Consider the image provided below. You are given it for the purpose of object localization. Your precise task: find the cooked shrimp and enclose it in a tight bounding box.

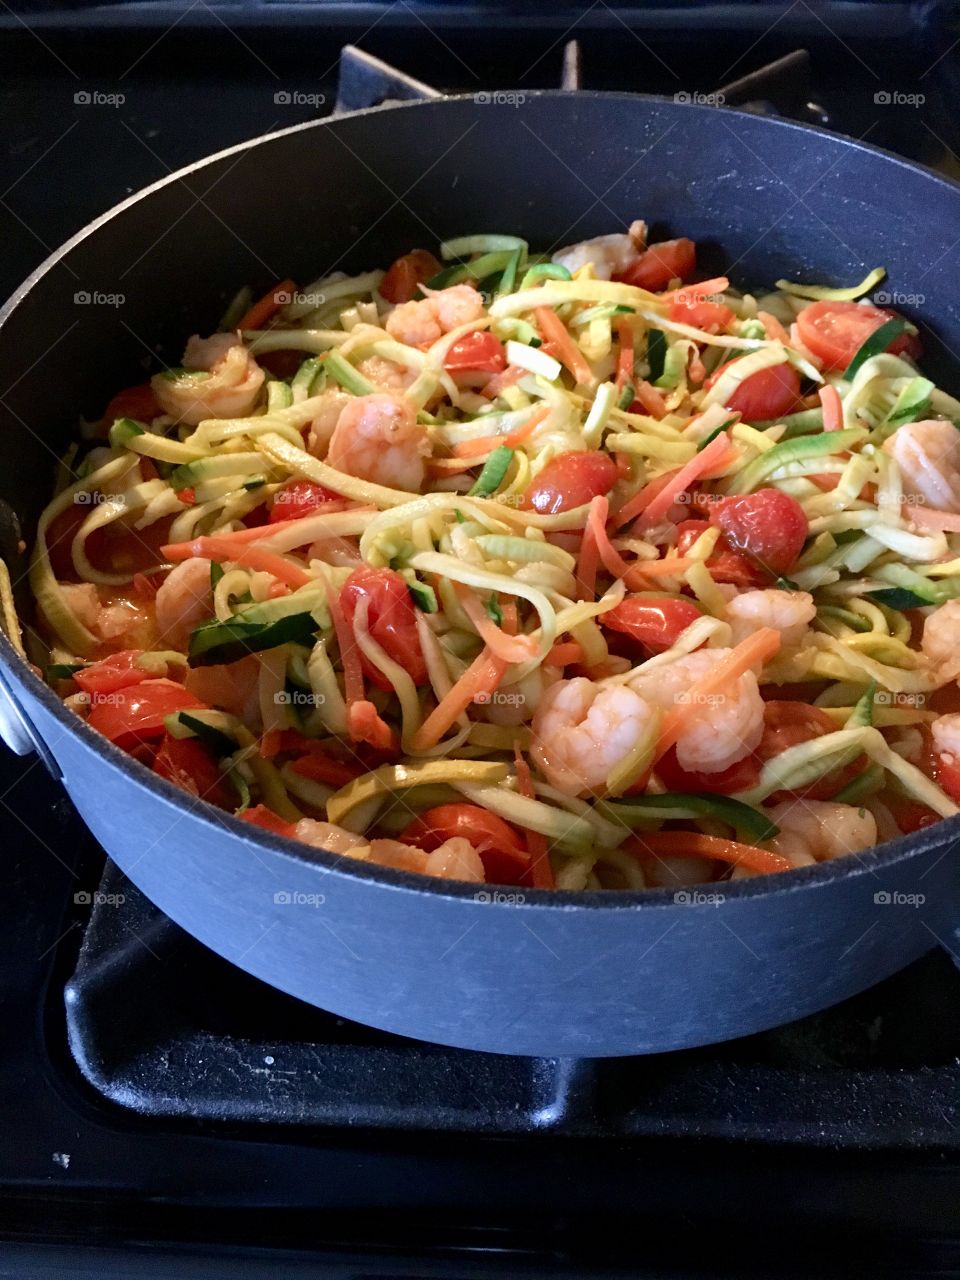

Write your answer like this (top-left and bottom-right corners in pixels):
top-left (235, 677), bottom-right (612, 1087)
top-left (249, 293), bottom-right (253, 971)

top-left (761, 799), bottom-right (877, 867)
top-left (293, 822), bottom-right (485, 882)
top-left (883, 419), bottom-right (960, 512)
top-left (155, 557), bottom-right (214, 651)
top-left (305, 388), bottom-right (350, 457)
top-left (629, 649), bottom-right (764, 774)
top-left (152, 333), bottom-right (265, 427)
top-left (531, 677), bottom-right (659, 796)
top-left (932, 712), bottom-right (960, 759)
top-left (551, 233), bottom-right (639, 281)
top-left (643, 855), bottom-right (715, 889)
top-left (355, 355), bottom-right (417, 394)
top-left (385, 284), bottom-right (484, 347)
top-left (922, 599), bottom-right (960, 677)
top-left (185, 655), bottom-right (261, 731)
top-left (326, 393), bottom-right (428, 492)
top-left (725, 589), bottom-right (815, 649)
top-left (56, 582), bottom-right (156, 651)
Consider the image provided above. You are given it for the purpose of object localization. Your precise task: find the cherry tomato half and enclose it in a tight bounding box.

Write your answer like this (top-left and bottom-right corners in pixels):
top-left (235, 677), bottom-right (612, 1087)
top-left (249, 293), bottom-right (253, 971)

top-left (87, 679), bottom-right (203, 751)
top-left (521, 450), bottom-right (618, 515)
top-left (74, 650), bottom-right (151, 697)
top-left (915, 724), bottom-right (960, 805)
top-left (667, 296), bottom-right (735, 333)
top-left (601, 595), bottom-right (703, 655)
top-left (152, 733), bottom-right (234, 809)
top-left (269, 479), bottom-right (344, 523)
top-left (340, 565), bottom-right (428, 689)
top-left (708, 488), bottom-right (808, 577)
top-left (796, 301), bottom-right (919, 371)
top-left (103, 382), bottom-right (161, 425)
top-left (400, 804), bottom-right (530, 885)
top-left (704, 359), bottom-right (801, 421)
top-left (443, 330), bottom-right (507, 374)
top-left (613, 238), bottom-right (696, 291)
top-left (675, 519), bottom-right (767, 589)
top-left (240, 804), bottom-right (297, 838)
top-left (757, 701), bottom-right (865, 801)
top-left (379, 249), bottom-right (442, 304)
top-left (655, 744), bottom-right (761, 795)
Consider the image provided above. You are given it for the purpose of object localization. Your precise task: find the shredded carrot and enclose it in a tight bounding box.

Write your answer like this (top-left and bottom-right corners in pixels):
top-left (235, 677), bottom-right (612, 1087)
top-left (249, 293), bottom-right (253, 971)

top-left (455, 583), bottom-right (538, 663)
top-left (322, 576), bottom-right (363, 706)
top-left (819, 384), bottom-right (844, 432)
top-left (544, 641), bottom-right (584, 666)
top-left (426, 456), bottom-right (487, 475)
top-left (514, 742), bottom-right (554, 889)
top-left (623, 830), bottom-right (792, 875)
top-left (637, 430), bottom-right (731, 526)
top-left (267, 580), bottom-right (291, 599)
top-left (451, 405), bottom-right (549, 458)
top-left (908, 505), bottom-right (960, 532)
top-left (348, 700), bottom-right (397, 752)
top-left (665, 276), bottom-right (730, 304)
top-left (575, 504), bottom-right (602, 601)
top-left (587, 495), bottom-right (634, 579)
top-left (615, 318), bottom-right (635, 394)
top-left (614, 468), bottom-right (680, 530)
top-left (758, 310), bottom-right (791, 344)
top-left (236, 278), bottom-right (297, 332)
top-left (481, 365), bottom-right (525, 400)
top-left (632, 380), bottom-right (667, 420)
top-left (624, 556), bottom-right (694, 587)
top-left (289, 749), bottom-right (366, 789)
top-left (534, 307), bottom-right (593, 385)
top-left (654, 626), bottom-right (781, 761)
top-left (260, 729), bottom-right (282, 759)
top-left (410, 648), bottom-right (508, 752)
top-left (614, 452), bottom-right (632, 481)
top-left (161, 536), bottom-right (312, 589)
top-left (500, 598), bottom-right (518, 636)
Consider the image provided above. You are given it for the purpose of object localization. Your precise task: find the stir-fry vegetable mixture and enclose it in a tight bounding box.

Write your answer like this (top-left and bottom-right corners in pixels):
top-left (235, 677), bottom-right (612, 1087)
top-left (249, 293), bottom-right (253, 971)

top-left (23, 224), bottom-right (960, 890)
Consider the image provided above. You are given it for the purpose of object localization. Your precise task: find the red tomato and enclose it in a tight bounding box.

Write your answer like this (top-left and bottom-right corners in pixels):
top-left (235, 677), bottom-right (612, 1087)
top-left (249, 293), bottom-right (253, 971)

top-left (443, 330), bottom-right (507, 374)
top-left (601, 595), bottom-right (702, 655)
top-left (87, 679), bottom-right (203, 750)
top-left (521, 450), bottom-right (618, 515)
top-left (269, 479), bottom-right (344, 523)
top-left (756, 702), bottom-right (864, 801)
top-left (655, 744), bottom-right (761, 795)
top-left (675, 519), bottom-right (767, 589)
top-left (400, 804), bottom-right (530, 885)
top-left (240, 804), bottom-right (296, 838)
top-left (379, 249), bottom-right (442, 304)
top-left (152, 733), bottom-right (234, 809)
top-left (796, 301), bottom-right (918, 371)
top-left (667, 297), bottom-right (735, 333)
top-left (915, 724), bottom-right (960, 804)
top-left (74, 650), bottom-right (150, 696)
top-left (340, 565), bottom-right (428, 689)
top-left (103, 382), bottom-right (161, 424)
top-left (704, 359), bottom-right (801, 421)
top-left (614, 238), bottom-right (696, 291)
top-left (708, 488), bottom-right (808, 576)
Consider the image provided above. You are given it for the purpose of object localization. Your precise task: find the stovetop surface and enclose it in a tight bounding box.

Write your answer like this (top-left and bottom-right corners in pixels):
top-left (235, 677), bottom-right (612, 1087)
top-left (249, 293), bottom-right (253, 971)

top-left (3, 7), bottom-right (960, 1274)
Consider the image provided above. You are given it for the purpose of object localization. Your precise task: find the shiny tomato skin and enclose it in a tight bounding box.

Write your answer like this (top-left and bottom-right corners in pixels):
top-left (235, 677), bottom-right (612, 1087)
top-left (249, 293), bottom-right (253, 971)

top-left (601, 595), bottom-right (702, 655)
top-left (704, 360), bottom-right (801, 421)
top-left (400, 804), bottom-right (529, 885)
top-left (269, 479), bottom-right (344, 523)
top-left (796, 301), bottom-right (916, 371)
top-left (379, 249), bottom-right (442, 304)
top-left (74, 650), bottom-right (149, 696)
top-left (614, 239), bottom-right (696, 291)
top-left (655, 744), bottom-right (761, 795)
top-left (757, 701), bottom-right (864, 801)
top-left (87, 679), bottom-right (203, 750)
top-left (152, 733), bottom-right (234, 809)
top-left (675, 519), bottom-right (767, 589)
top-left (240, 804), bottom-right (296, 837)
top-left (443, 330), bottom-right (507, 374)
top-left (103, 382), bottom-right (161, 424)
top-left (936, 753), bottom-right (960, 803)
top-left (521, 450), bottom-right (618, 515)
top-left (340, 565), bottom-right (428, 689)
top-left (667, 297), bottom-right (735, 333)
top-left (708, 488), bottom-right (808, 576)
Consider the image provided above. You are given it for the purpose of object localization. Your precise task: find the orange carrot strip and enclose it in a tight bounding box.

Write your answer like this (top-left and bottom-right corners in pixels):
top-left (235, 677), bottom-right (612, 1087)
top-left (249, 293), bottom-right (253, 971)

top-left (426, 456), bottom-right (487, 475)
top-left (544, 641), bottom-right (584, 666)
top-left (654, 627), bottom-right (781, 761)
top-left (908, 505), bottom-right (960, 532)
top-left (236, 278), bottom-right (297, 332)
top-left (632, 380), bottom-right (667, 420)
top-left (576, 505), bottom-right (602, 601)
top-left (758, 310), bottom-right (791, 344)
top-left (482, 365), bottom-right (525, 400)
top-left (614, 469), bottom-right (680, 530)
top-left (587, 495), bottom-right (634, 579)
top-left (819, 384), bottom-right (844, 432)
top-left (161, 536), bottom-right (312, 588)
top-left (410, 648), bottom-right (508, 752)
top-left (500, 598), bottom-right (518, 637)
top-left (450, 406), bottom-right (549, 459)
top-left (322, 576), bottom-right (363, 707)
top-left (348, 700), bottom-right (397, 753)
top-left (624, 556), bottom-right (694, 588)
top-left (534, 307), bottom-right (593, 385)
top-left (639, 430), bottom-right (731, 526)
top-left (615, 318), bottom-right (635, 394)
top-left (664, 276), bottom-right (730, 304)
top-left (455, 584), bottom-right (538, 663)
top-left (260, 729), bottom-right (282, 760)
top-left (514, 743), bottom-right (554, 889)
top-left (624, 830), bottom-right (792, 875)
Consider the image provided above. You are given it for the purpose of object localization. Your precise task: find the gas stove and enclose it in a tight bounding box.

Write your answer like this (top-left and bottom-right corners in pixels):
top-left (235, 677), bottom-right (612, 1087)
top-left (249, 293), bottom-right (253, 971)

top-left (2, 10), bottom-right (960, 1275)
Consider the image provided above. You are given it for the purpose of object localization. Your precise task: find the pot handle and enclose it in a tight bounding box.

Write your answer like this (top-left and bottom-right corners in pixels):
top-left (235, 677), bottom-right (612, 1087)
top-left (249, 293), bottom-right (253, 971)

top-left (0, 665), bottom-right (59, 775)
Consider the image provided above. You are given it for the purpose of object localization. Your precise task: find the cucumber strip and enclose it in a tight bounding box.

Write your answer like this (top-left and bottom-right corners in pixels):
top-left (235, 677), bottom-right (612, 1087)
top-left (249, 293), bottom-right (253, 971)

top-left (757, 407), bottom-right (824, 438)
top-left (817, 604), bottom-right (872, 633)
top-left (846, 681), bottom-right (876, 728)
top-left (108, 417), bottom-right (145, 449)
top-left (406, 577), bottom-right (438, 612)
top-left (468, 445), bottom-right (514, 497)
top-left (323, 349), bottom-right (375, 397)
top-left (426, 250), bottom-right (516, 290)
top-left (519, 263), bottom-right (572, 290)
top-left (188, 609), bottom-right (323, 667)
top-left (646, 328), bottom-right (666, 382)
top-left (727, 428), bottom-right (865, 494)
top-left (166, 710), bottom-right (237, 756)
top-left (873, 376), bottom-right (934, 441)
top-left (266, 380), bottom-right (293, 413)
top-left (844, 317), bottom-right (909, 379)
top-left (441, 234), bottom-right (528, 261)
top-left (45, 662), bottom-right (84, 683)
top-left (617, 384), bottom-right (635, 410)
top-left (867, 587), bottom-right (932, 610)
top-left (833, 762), bottom-right (883, 804)
top-left (498, 246), bottom-right (522, 297)
top-left (598, 792), bottom-right (778, 843)
top-left (495, 318), bottom-right (541, 347)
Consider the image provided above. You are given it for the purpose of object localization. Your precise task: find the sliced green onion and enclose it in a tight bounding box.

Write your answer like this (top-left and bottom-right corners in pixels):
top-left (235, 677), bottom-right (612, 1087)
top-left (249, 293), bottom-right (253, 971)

top-left (468, 445), bottom-right (514, 497)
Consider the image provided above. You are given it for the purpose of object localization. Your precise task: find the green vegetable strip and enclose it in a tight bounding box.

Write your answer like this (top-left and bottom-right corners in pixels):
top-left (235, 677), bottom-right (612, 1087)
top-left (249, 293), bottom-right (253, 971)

top-left (468, 446), bottom-right (514, 497)
top-left (844, 317), bottom-right (909, 379)
top-left (323, 350), bottom-right (375, 396)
